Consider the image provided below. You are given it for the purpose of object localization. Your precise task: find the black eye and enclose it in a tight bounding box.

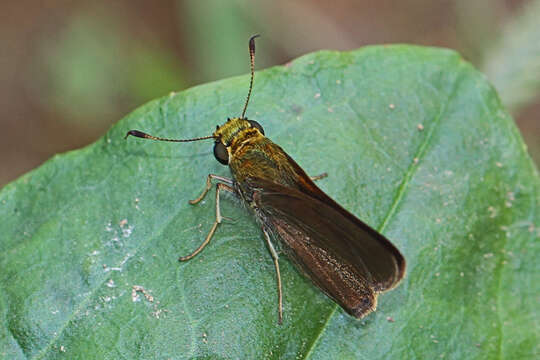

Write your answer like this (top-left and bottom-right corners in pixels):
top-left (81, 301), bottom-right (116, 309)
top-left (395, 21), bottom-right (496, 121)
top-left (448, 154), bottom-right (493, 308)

top-left (213, 142), bottom-right (229, 165)
top-left (248, 120), bottom-right (264, 135)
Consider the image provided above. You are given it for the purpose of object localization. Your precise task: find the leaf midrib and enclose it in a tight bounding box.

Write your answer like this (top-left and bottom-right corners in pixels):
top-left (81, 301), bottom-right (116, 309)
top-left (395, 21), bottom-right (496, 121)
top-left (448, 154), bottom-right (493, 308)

top-left (301, 65), bottom-right (465, 359)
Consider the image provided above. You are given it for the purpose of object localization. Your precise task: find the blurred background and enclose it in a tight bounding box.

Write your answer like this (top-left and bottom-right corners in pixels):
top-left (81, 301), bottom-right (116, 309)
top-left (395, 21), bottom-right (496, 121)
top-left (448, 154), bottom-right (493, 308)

top-left (1, 0), bottom-right (539, 187)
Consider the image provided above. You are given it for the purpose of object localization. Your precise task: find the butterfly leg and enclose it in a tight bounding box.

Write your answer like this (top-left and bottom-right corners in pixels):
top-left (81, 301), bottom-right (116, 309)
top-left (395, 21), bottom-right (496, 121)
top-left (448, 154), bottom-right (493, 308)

top-left (179, 182), bottom-right (236, 261)
top-left (310, 172), bottom-right (328, 181)
top-left (189, 174), bottom-right (233, 205)
top-left (262, 228), bottom-right (283, 325)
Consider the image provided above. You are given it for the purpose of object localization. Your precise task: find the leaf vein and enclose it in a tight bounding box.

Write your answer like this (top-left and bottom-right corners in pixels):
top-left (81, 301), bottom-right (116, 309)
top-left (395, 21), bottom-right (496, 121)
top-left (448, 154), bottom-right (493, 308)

top-left (301, 66), bottom-right (465, 359)
top-left (31, 204), bottom-right (185, 359)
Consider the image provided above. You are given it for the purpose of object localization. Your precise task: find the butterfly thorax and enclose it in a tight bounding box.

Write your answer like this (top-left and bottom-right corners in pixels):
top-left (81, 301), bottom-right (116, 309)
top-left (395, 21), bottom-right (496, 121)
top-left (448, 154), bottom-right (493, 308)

top-left (213, 117), bottom-right (306, 197)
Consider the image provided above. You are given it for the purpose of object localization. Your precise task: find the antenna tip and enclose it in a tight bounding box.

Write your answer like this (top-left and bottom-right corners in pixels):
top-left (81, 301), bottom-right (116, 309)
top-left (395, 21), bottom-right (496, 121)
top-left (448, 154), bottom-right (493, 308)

top-left (124, 130), bottom-right (145, 140)
top-left (249, 34), bottom-right (260, 50)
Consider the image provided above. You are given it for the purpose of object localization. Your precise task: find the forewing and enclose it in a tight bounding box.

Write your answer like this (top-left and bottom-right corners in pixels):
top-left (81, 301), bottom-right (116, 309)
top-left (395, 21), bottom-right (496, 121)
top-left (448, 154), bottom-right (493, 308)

top-left (249, 178), bottom-right (405, 318)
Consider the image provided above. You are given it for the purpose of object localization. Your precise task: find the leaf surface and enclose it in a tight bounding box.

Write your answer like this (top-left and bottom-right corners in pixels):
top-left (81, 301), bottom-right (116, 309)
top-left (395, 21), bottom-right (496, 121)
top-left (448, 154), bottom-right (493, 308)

top-left (0, 45), bottom-right (538, 359)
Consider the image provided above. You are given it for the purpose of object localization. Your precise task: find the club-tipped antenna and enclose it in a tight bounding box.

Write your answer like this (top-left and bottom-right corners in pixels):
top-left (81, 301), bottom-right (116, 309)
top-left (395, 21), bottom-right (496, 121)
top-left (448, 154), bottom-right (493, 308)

top-left (241, 34), bottom-right (260, 119)
top-left (124, 130), bottom-right (215, 142)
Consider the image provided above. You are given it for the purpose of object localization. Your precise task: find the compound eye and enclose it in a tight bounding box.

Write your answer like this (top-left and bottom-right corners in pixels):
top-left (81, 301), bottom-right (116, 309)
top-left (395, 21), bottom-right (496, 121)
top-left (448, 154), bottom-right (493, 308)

top-left (248, 120), bottom-right (265, 135)
top-left (213, 142), bottom-right (229, 165)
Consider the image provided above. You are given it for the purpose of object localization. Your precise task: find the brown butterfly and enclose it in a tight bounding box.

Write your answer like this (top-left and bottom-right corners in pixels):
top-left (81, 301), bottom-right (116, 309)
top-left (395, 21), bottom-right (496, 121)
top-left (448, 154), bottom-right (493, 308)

top-left (125, 35), bottom-right (406, 324)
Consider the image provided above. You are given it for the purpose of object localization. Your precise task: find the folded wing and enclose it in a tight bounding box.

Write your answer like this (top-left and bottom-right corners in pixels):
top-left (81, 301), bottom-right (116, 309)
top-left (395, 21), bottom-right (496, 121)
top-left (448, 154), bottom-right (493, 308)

top-left (249, 177), bottom-right (405, 318)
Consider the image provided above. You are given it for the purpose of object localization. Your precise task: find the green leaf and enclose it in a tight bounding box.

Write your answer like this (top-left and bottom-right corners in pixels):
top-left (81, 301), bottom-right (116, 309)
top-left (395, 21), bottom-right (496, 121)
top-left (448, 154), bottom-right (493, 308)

top-left (1, 45), bottom-right (538, 359)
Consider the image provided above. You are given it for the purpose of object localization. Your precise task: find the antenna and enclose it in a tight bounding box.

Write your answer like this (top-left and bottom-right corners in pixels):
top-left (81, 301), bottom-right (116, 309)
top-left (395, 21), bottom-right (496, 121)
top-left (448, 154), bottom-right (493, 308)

top-left (241, 34), bottom-right (260, 119)
top-left (124, 130), bottom-right (215, 142)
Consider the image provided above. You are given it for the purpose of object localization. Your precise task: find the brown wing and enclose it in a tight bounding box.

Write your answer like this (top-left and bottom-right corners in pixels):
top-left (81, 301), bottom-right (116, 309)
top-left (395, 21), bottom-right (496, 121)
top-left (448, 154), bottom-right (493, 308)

top-left (248, 177), bottom-right (405, 318)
